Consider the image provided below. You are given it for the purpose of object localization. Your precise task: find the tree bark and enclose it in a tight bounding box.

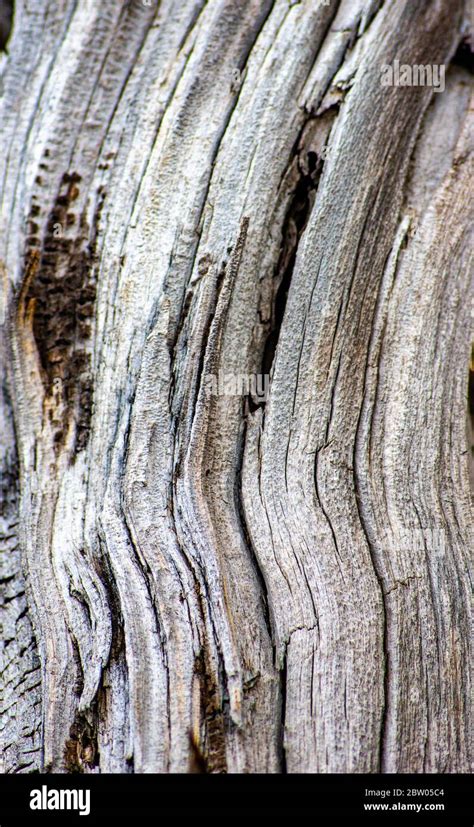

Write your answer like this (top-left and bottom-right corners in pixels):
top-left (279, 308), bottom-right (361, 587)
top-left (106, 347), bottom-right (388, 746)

top-left (0, 0), bottom-right (472, 774)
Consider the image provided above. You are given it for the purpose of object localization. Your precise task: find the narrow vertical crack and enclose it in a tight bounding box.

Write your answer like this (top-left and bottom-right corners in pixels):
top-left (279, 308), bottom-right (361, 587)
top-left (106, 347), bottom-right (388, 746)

top-left (260, 132), bottom-right (323, 385)
top-left (279, 642), bottom-right (288, 774)
top-left (235, 422), bottom-right (273, 641)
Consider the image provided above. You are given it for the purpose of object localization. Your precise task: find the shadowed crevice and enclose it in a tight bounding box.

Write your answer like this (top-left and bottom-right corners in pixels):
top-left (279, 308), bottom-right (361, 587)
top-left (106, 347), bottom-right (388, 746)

top-left (0, 0), bottom-right (13, 52)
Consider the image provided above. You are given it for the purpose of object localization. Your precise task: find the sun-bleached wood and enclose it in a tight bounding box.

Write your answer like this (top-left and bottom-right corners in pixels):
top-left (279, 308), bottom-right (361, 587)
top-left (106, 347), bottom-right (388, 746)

top-left (1, 0), bottom-right (472, 773)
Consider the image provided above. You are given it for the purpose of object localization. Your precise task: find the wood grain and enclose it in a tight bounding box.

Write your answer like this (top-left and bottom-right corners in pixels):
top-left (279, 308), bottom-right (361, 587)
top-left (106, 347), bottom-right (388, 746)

top-left (0, 0), bottom-right (472, 773)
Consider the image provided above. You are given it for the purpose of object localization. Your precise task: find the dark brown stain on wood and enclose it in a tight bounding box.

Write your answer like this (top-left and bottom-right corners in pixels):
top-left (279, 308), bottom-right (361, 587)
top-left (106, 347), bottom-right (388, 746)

top-left (64, 709), bottom-right (99, 773)
top-left (22, 171), bottom-right (105, 457)
top-left (194, 648), bottom-right (228, 773)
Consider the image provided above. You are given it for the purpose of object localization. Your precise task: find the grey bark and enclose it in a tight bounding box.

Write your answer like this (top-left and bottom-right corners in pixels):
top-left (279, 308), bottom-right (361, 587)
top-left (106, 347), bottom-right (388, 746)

top-left (0, 0), bottom-right (472, 774)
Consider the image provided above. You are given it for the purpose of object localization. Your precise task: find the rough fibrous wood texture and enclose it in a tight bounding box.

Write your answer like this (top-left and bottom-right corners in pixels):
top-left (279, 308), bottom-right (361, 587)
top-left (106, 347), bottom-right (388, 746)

top-left (0, 0), bottom-right (472, 773)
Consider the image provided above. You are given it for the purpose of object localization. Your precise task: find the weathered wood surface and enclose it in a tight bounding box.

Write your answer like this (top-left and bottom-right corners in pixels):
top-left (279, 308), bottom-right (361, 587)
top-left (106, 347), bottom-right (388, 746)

top-left (0, 0), bottom-right (472, 773)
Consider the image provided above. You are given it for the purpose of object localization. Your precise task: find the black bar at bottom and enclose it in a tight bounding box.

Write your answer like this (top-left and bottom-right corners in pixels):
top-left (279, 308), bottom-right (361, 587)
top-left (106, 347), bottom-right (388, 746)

top-left (0, 773), bottom-right (471, 823)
